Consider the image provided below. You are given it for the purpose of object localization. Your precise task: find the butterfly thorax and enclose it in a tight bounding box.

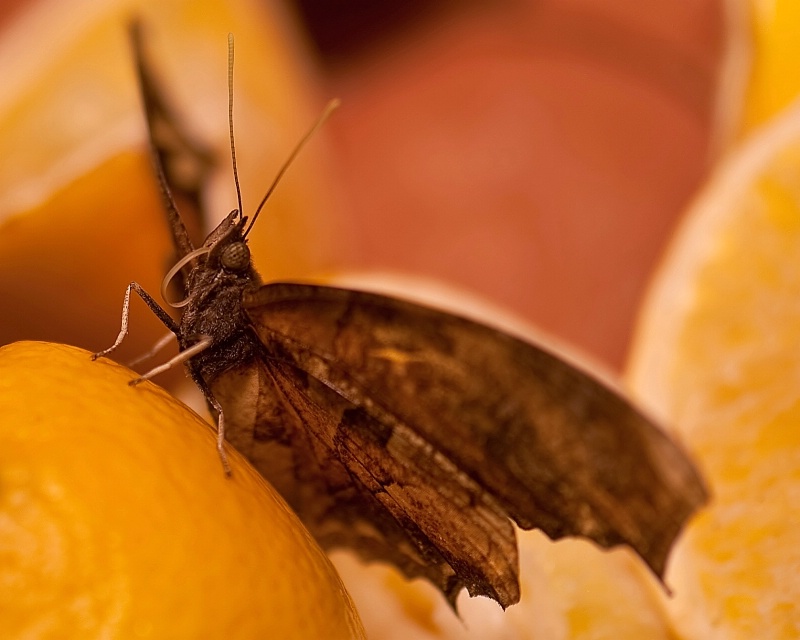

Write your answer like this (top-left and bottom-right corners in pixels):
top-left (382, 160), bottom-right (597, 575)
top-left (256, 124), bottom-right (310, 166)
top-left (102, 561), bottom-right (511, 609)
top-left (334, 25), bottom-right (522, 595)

top-left (177, 215), bottom-right (263, 383)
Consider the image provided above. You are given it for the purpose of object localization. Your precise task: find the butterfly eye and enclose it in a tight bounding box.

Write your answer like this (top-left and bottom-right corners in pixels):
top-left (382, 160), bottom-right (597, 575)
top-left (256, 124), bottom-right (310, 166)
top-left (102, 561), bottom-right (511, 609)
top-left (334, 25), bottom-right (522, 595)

top-left (220, 242), bottom-right (250, 271)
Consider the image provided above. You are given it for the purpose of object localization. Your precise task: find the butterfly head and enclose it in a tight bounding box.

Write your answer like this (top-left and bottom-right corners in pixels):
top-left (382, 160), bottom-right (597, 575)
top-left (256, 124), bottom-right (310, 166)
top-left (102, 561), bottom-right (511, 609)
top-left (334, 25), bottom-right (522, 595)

top-left (203, 209), bottom-right (252, 273)
top-left (157, 36), bottom-right (337, 311)
top-left (160, 209), bottom-right (254, 308)
top-left (217, 238), bottom-right (250, 272)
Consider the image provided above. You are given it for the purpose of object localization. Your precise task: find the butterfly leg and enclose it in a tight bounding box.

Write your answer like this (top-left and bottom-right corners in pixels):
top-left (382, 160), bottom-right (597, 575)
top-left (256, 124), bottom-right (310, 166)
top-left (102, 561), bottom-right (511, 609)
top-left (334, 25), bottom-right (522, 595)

top-left (188, 366), bottom-right (232, 476)
top-left (92, 281), bottom-right (180, 361)
top-left (131, 336), bottom-right (212, 385)
top-left (127, 331), bottom-right (177, 367)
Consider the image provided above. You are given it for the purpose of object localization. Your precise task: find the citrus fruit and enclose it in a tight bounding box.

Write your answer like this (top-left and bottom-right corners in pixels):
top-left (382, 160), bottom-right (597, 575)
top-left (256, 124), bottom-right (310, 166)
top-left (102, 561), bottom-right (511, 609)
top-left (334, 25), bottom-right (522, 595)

top-left (736, 0), bottom-right (800, 134)
top-left (716, 0), bottom-right (800, 144)
top-left (0, 340), bottom-right (365, 639)
top-left (628, 89), bottom-right (800, 638)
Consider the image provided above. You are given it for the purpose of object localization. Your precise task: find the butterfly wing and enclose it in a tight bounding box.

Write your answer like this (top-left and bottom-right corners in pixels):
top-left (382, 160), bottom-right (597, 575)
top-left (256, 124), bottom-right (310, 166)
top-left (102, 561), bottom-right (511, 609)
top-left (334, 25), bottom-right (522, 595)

top-left (231, 282), bottom-right (707, 606)
top-left (214, 355), bottom-right (521, 606)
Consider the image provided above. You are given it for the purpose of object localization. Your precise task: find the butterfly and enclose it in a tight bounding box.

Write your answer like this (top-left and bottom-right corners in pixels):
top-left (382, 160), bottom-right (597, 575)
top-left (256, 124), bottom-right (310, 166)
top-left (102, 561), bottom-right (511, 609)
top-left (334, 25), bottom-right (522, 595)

top-left (94, 24), bottom-right (708, 609)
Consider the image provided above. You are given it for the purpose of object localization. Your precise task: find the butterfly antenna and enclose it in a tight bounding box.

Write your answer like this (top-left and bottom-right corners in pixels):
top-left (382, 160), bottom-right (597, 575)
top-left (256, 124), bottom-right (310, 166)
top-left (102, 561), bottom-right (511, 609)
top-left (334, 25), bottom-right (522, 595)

top-left (228, 33), bottom-right (244, 220)
top-left (243, 98), bottom-right (340, 237)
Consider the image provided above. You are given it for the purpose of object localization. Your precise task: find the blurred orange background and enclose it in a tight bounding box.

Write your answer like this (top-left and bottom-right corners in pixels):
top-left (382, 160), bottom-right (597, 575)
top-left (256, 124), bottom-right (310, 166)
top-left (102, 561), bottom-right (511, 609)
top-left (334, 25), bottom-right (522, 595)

top-left (0, 0), bottom-right (724, 370)
top-left (299, 0), bottom-right (724, 370)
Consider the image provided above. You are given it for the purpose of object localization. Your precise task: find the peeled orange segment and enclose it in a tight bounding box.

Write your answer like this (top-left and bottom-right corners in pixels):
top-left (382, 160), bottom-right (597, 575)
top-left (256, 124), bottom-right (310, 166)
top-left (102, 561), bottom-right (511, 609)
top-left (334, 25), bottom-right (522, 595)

top-left (628, 94), bottom-right (800, 639)
top-left (335, 526), bottom-right (677, 640)
top-left (0, 341), bottom-right (365, 639)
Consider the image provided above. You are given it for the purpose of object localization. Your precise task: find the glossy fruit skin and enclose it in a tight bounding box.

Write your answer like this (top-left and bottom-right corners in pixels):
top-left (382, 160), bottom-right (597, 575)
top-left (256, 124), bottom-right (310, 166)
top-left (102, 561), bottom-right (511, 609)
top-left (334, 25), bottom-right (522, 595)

top-left (0, 341), bottom-right (365, 640)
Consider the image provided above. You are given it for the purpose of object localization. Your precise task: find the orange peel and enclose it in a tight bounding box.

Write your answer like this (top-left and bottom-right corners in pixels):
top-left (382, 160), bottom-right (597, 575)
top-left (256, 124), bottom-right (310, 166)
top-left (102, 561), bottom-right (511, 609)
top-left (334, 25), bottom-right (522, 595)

top-left (0, 340), bottom-right (365, 639)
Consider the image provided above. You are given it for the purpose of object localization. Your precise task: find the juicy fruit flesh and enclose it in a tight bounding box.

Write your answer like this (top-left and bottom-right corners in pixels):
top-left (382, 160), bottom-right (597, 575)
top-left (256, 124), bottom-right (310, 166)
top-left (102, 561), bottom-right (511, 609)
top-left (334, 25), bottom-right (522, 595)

top-left (628, 103), bottom-right (800, 639)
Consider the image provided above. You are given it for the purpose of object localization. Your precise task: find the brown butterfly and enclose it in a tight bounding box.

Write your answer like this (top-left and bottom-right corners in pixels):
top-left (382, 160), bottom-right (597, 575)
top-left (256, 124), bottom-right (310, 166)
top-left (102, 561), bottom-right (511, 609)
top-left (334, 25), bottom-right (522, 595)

top-left (95, 25), bottom-right (708, 609)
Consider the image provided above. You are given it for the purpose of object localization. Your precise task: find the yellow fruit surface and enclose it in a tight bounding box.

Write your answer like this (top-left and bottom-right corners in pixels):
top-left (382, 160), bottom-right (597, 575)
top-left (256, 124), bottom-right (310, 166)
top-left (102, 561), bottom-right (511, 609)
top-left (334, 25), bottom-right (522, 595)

top-left (0, 341), bottom-right (365, 639)
top-left (739, 0), bottom-right (800, 132)
top-left (628, 93), bottom-right (800, 639)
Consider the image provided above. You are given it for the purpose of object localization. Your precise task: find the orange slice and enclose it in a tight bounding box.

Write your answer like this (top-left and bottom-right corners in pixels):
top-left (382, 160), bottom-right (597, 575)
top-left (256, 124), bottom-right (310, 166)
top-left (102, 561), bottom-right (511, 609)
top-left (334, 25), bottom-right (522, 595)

top-left (628, 92), bottom-right (800, 638)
